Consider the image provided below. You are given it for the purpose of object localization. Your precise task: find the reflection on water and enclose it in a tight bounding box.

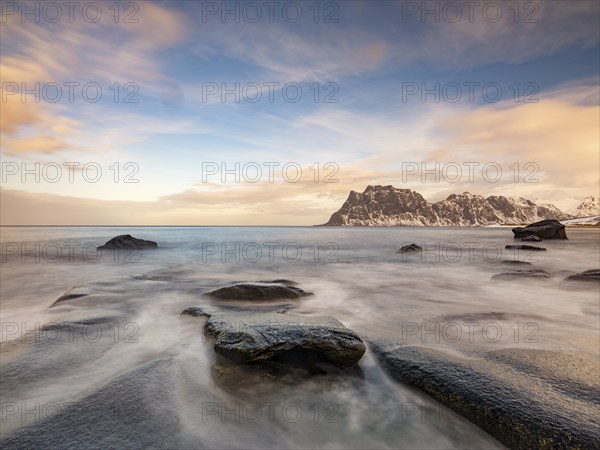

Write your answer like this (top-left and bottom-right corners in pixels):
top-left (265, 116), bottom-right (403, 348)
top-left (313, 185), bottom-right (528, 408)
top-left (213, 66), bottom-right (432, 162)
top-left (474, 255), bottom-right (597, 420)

top-left (1, 226), bottom-right (598, 448)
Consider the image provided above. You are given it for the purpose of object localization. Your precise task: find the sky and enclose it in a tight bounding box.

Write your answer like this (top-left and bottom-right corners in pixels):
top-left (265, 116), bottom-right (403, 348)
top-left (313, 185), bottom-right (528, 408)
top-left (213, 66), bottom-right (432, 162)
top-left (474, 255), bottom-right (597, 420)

top-left (1, 0), bottom-right (599, 225)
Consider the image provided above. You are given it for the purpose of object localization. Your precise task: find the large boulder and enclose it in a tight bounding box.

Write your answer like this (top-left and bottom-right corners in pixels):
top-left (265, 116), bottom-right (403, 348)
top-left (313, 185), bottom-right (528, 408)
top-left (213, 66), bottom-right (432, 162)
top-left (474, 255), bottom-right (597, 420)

top-left (370, 342), bottom-right (600, 450)
top-left (182, 305), bottom-right (365, 367)
top-left (512, 219), bottom-right (567, 240)
top-left (204, 280), bottom-right (312, 301)
top-left (97, 234), bottom-right (157, 250)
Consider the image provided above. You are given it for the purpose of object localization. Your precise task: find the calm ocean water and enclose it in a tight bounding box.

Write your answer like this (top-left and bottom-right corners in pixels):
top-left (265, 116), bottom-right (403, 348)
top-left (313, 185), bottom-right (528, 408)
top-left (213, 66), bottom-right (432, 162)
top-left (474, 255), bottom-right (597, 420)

top-left (1, 226), bottom-right (599, 448)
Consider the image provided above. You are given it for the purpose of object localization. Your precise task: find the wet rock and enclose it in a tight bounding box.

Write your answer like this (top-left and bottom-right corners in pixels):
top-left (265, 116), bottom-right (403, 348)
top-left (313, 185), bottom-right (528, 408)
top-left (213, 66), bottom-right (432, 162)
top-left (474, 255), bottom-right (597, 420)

top-left (370, 342), bottom-right (600, 450)
top-left (501, 260), bottom-right (533, 266)
top-left (182, 305), bottom-right (365, 368)
top-left (512, 219), bottom-right (567, 240)
top-left (505, 244), bottom-right (546, 251)
top-left (204, 281), bottom-right (313, 301)
top-left (492, 269), bottom-right (551, 280)
top-left (52, 286), bottom-right (93, 305)
top-left (521, 235), bottom-right (542, 242)
top-left (97, 234), bottom-right (157, 250)
top-left (565, 269), bottom-right (600, 282)
top-left (397, 244), bottom-right (422, 254)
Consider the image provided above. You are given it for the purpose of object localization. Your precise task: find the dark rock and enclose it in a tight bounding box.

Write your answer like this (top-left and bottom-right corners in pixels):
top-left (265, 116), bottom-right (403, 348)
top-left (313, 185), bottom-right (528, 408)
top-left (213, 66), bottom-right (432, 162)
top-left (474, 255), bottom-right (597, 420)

top-left (512, 219), bottom-right (567, 240)
top-left (501, 260), bottom-right (533, 266)
top-left (370, 343), bottom-right (600, 450)
top-left (505, 245), bottom-right (546, 251)
top-left (182, 305), bottom-right (365, 368)
top-left (521, 235), bottom-right (542, 242)
top-left (204, 281), bottom-right (313, 301)
top-left (397, 244), bottom-right (422, 254)
top-left (97, 234), bottom-right (157, 250)
top-left (492, 269), bottom-right (551, 280)
top-left (565, 269), bottom-right (600, 282)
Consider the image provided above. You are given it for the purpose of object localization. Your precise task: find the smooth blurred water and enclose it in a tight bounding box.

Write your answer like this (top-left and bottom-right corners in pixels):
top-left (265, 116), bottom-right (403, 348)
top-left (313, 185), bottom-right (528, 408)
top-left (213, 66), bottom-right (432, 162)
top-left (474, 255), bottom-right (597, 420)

top-left (1, 226), bottom-right (599, 448)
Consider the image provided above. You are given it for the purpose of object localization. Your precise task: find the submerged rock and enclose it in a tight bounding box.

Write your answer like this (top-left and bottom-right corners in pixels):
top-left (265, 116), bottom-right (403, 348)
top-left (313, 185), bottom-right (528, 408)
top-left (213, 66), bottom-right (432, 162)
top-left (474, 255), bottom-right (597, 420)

top-left (97, 234), bottom-right (157, 250)
top-left (501, 260), bottom-right (533, 266)
top-left (204, 281), bottom-right (313, 301)
top-left (512, 219), bottom-right (567, 240)
top-left (565, 269), bottom-right (600, 282)
top-left (397, 244), bottom-right (422, 254)
top-left (492, 269), bottom-right (551, 280)
top-left (370, 342), bottom-right (600, 450)
top-left (505, 244), bottom-right (546, 251)
top-left (182, 305), bottom-right (365, 368)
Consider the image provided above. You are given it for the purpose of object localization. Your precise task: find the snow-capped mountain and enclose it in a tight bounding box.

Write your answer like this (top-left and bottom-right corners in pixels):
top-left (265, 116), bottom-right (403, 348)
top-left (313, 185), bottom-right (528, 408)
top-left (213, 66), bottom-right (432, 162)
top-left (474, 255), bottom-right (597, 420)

top-left (570, 196), bottom-right (600, 218)
top-left (321, 185), bottom-right (573, 226)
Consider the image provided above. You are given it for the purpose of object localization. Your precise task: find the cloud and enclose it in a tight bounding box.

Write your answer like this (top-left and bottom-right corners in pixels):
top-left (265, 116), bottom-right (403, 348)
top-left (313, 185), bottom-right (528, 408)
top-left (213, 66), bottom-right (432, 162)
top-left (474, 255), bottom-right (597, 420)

top-left (1, 2), bottom-right (189, 155)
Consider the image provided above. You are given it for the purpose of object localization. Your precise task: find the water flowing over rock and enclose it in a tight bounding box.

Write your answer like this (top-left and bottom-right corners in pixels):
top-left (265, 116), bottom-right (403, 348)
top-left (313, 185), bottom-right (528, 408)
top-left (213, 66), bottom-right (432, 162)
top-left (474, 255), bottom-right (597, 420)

top-left (182, 305), bottom-right (365, 367)
top-left (370, 342), bottom-right (600, 450)
top-left (492, 269), bottom-right (551, 280)
top-left (97, 234), bottom-right (158, 250)
top-left (204, 281), bottom-right (313, 301)
top-left (565, 269), bottom-right (600, 282)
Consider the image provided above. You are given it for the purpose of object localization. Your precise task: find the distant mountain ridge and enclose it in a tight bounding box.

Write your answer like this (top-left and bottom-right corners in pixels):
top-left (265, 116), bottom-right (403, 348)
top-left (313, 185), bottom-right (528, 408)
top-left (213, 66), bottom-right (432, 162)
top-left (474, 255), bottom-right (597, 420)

top-left (570, 196), bottom-right (600, 218)
top-left (322, 185), bottom-right (595, 226)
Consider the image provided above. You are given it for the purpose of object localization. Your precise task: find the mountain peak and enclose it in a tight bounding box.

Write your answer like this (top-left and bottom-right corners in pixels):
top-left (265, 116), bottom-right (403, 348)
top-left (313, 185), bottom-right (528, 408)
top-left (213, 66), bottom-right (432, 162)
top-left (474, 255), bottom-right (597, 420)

top-left (322, 185), bottom-right (572, 226)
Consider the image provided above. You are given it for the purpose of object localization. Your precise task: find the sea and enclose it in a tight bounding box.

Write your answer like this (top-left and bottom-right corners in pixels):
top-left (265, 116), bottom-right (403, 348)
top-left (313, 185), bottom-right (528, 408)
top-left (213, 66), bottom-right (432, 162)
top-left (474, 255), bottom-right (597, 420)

top-left (1, 226), bottom-right (598, 449)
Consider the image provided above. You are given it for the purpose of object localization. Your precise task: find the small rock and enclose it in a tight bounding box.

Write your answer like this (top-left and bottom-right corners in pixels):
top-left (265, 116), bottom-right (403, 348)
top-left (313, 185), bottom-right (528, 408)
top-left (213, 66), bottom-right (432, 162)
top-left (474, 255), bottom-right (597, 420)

top-left (397, 244), bottom-right (422, 254)
top-left (97, 234), bottom-right (157, 250)
top-left (492, 269), bottom-right (551, 280)
top-left (565, 269), bottom-right (600, 282)
top-left (501, 260), bottom-right (533, 266)
top-left (505, 245), bottom-right (546, 251)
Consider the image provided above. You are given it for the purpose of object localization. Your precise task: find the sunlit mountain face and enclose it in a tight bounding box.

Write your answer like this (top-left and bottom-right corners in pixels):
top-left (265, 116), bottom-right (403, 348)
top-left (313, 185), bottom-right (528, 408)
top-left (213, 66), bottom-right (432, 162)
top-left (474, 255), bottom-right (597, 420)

top-left (1, 2), bottom-right (599, 449)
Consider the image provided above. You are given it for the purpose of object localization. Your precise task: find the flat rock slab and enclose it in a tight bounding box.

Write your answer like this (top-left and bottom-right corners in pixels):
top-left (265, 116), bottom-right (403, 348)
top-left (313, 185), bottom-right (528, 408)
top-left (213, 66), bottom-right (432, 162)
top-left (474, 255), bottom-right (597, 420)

top-left (204, 281), bottom-right (313, 301)
top-left (370, 342), bottom-right (600, 450)
top-left (182, 305), bottom-right (365, 367)
top-left (97, 234), bottom-right (157, 250)
top-left (512, 219), bottom-right (567, 240)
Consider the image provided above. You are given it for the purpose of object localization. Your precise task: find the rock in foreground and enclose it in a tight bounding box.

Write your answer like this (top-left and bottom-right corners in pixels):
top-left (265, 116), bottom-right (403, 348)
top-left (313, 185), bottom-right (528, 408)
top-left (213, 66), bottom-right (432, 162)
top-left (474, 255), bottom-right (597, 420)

top-left (97, 234), bottom-right (158, 250)
top-left (182, 305), bottom-right (365, 367)
top-left (204, 281), bottom-right (313, 301)
top-left (512, 219), bottom-right (567, 240)
top-left (370, 342), bottom-right (600, 450)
